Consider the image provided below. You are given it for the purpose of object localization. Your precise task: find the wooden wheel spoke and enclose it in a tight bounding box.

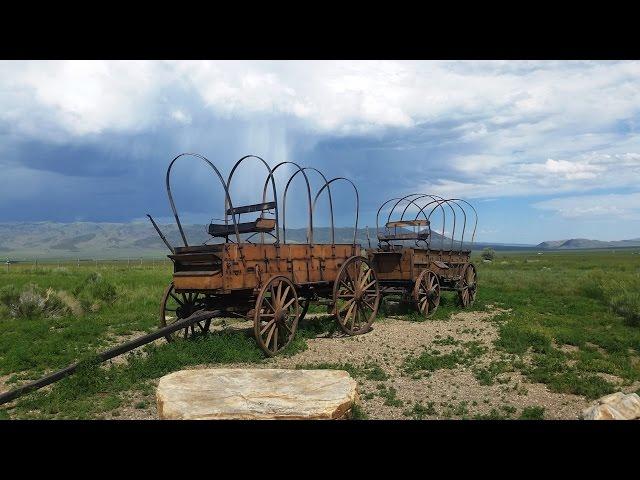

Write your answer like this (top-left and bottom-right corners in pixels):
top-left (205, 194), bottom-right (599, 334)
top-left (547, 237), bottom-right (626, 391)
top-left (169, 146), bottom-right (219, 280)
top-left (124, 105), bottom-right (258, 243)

top-left (350, 304), bottom-right (358, 329)
top-left (263, 297), bottom-right (276, 314)
top-left (344, 302), bottom-right (356, 327)
top-left (340, 279), bottom-right (355, 293)
top-left (169, 293), bottom-right (184, 306)
top-left (362, 279), bottom-right (376, 292)
top-left (281, 321), bottom-right (293, 335)
top-left (352, 306), bottom-right (361, 328)
top-left (362, 298), bottom-right (375, 312)
top-left (269, 285), bottom-right (276, 304)
top-left (338, 296), bottom-right (355, 313)
top-left (273, 326), bottom-right (278, 352)
top-left (265, 323), bottom-right (276, 347)
top-left (358, 268), bottom-right (371, 289)
top-left (260, 318), bottom-right (276, 335)
top-left (282, 297), bottom-right (296, 311)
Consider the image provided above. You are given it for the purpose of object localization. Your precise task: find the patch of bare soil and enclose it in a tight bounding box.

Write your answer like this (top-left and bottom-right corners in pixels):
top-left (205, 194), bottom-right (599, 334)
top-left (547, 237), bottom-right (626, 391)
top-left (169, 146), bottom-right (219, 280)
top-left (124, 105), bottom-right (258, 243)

top-left (266, 308), bottom-right (590, 419)
top-left (109, 308), bottom-right (591, 420)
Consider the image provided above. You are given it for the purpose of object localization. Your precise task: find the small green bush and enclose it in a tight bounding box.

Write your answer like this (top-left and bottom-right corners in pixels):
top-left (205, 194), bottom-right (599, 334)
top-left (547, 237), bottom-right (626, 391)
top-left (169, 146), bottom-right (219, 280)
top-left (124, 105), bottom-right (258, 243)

top-left (579, 272), bottom-right (610, 301)
top-left (73, 272), bottom-right (117, 311)
top-left (0, 284), bottom-right (20, 308)
top-left (609, 290), bottom-right (640, 327)
top-left (481, 247), bottom-right (496, 261)
top-left (519, 406), bottom-right (545, 419)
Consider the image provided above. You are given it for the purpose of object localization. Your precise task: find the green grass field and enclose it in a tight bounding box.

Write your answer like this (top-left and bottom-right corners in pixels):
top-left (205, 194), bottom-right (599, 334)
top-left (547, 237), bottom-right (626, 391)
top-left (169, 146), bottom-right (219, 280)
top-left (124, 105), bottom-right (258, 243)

top-left (0, 250), bottom-right (639, 419)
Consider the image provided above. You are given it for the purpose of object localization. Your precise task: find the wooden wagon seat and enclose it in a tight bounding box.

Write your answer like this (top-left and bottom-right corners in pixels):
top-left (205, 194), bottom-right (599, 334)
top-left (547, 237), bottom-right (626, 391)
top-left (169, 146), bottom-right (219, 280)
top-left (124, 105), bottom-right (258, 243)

top-left (378, 218), bottom-right (430, 241)
top-left (208, 217), bottom-right (276, 237)
top-left (208, 201), bottom-right (277, 237)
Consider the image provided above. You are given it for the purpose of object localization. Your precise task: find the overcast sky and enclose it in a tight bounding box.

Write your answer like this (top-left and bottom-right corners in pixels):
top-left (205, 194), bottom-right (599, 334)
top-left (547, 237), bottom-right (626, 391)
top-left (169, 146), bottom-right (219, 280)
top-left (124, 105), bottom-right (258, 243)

top-left (1, 60), bottom-right (639, 244)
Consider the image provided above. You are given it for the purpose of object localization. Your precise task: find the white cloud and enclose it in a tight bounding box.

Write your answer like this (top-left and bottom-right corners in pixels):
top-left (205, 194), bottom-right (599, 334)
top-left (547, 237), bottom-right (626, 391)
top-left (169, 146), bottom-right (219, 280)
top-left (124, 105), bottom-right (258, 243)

top-left (171, 109), bottom-right (191, 125)
top-left (2, 60), bottom-right (639, 138)
top-left (422, 151), bottom-right (640, 200)
top-left (2, 60), bottom-right (640, 201)
top-left (533, 192), bottom-right (640, 219)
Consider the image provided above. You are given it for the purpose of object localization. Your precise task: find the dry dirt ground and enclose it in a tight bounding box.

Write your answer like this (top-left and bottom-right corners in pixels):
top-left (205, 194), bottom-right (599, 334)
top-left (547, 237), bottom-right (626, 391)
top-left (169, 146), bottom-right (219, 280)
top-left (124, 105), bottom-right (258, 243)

top-left (99, 305), bottom-right (595, 420)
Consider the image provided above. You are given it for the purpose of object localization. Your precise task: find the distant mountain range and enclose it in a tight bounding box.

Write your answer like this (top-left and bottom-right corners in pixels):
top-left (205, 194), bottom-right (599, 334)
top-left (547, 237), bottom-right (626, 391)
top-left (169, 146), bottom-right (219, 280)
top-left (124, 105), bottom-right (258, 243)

top-left (0, 222), bottom-right (637, 259)
top-left (536, 238), bottom-right (640, 249)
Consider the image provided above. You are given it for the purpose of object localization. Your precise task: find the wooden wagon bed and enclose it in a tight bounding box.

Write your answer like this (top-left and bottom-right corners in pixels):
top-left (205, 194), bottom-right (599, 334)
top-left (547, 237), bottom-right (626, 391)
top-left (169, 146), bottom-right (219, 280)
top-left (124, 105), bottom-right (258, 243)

top-left (171, 243), bottom-right (360, 292)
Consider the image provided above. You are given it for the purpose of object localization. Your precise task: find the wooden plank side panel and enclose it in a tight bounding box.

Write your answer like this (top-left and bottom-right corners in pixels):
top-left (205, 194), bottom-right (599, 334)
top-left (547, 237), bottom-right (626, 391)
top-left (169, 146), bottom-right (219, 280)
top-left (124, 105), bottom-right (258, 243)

top-left (174, 243), bottom-right (360, 292)
top-left (369, 248), bottom-right (412, 281)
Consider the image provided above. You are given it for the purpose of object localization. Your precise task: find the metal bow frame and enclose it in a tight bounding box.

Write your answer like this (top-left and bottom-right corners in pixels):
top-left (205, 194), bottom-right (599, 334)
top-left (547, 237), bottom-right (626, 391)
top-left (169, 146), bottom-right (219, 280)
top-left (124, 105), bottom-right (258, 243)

top-left (158, 153), bottom-right (360, 250)
top-left (375, 193), bottom-right (478, 251)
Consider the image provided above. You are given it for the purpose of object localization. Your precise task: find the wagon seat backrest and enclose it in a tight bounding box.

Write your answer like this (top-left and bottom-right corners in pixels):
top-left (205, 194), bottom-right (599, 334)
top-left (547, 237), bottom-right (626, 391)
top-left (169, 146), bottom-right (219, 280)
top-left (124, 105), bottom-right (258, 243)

top-left (378, 218), bottom-right (431, 243)
top-left (208, 201), bottom-right (277, 238)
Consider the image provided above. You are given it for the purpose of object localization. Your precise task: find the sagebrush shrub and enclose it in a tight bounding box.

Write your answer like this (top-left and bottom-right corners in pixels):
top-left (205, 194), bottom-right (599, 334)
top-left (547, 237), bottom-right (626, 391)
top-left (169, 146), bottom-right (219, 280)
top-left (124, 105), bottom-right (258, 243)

top-left (8, 284), bottom-right (72, 319)
top-left (610, 290), bottom-right (640, 327)
top-left (73, 272), bottom-right (117, 304)
top-left (579, 272), bottom-right (610, 301)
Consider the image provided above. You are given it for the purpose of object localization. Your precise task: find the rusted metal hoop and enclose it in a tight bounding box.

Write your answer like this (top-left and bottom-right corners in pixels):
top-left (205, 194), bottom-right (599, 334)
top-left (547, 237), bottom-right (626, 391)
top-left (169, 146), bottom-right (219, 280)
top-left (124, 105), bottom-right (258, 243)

top-left (262, 161), bottom-right (313, 245)
top-left (315, 177), bottom-right (360, 247)
top-left (400, 194), bottom-right (456, 250)
top-left (165, 152), bottom-right (242, 246)
top-left (226, 155), bottom-right (279, 244)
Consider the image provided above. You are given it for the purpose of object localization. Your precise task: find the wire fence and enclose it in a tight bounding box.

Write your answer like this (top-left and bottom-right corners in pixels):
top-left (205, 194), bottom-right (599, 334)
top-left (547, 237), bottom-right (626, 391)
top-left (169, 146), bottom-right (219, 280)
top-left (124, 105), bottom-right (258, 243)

top-left (3, 257), bottom-right (173, 273)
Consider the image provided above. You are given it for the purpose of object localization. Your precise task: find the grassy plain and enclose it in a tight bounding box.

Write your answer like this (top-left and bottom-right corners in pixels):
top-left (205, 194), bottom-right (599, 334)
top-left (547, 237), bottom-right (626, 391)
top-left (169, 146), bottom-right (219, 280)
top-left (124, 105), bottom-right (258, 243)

top-left (0, 249), bottom-right (639, 419)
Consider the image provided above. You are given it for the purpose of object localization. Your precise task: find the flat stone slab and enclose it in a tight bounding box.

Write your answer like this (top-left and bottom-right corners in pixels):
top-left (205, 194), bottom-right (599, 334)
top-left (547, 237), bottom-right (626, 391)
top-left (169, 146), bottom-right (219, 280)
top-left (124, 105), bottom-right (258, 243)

top-left (582, 392), bottom-right (640, 420)
top-left (156, 368), bottom-right (358, 420)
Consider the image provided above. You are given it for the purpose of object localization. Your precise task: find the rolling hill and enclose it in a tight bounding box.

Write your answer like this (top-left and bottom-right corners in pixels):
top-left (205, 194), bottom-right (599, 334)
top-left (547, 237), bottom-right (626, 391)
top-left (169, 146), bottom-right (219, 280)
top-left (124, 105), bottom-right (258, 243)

top-left (0, 221), bottom-right (524, 259)
top-left (536, 238), bottom-right (640, 249)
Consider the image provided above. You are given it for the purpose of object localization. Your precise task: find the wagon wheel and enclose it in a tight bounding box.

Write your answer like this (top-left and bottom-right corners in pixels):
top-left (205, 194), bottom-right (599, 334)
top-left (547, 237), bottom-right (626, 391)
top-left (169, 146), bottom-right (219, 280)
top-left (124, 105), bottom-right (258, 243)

top-left (457, 263), bottom-right (478, 308)
top-left (254, 276), bottom-right (300, 356)
top-left (413, 269), bottom-right (440, 317)
top-left (333, 256), bottom-right (380, 335)
top-left (159, 282), bottom-right (212, 342)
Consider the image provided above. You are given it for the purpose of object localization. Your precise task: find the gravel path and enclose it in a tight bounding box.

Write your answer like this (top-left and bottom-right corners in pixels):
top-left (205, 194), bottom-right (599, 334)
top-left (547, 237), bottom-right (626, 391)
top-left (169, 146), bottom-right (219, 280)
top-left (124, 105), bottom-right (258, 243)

top-left (104, 305), bottom-right (593, 420)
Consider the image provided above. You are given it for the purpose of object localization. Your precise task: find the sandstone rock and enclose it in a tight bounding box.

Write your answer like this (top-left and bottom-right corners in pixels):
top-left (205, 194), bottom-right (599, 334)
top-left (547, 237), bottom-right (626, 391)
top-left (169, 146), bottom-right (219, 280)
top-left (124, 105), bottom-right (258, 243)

top-left (582, 404), bottom-right (627, 420)
top-left (599, 392), bottom-right (625, 405)
top-left (611, 393), bottom-right (640, 419)
top-left (156, 368), bottom-right (358, 420)
top-left (582, 392), bottom-right (640, 420)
